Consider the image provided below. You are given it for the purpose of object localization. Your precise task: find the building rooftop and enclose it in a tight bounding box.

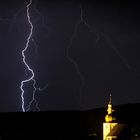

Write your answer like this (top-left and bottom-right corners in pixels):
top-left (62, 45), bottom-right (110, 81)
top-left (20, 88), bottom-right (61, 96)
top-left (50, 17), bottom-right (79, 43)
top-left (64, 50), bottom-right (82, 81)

top-left (107, 124), bottom-right (125, 137)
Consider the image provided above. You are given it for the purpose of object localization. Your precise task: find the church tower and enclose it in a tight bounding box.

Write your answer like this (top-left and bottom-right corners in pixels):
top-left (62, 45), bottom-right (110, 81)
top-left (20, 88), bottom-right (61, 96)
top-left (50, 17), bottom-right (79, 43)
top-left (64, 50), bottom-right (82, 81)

top-left (103, 94), bottom-right (118, 140)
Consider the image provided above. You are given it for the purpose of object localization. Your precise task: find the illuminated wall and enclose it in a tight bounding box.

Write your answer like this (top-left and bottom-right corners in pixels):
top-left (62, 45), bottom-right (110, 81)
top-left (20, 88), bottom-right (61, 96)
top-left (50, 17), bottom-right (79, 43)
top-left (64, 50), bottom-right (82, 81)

top-left (103, 122), bottom-right (117, 140)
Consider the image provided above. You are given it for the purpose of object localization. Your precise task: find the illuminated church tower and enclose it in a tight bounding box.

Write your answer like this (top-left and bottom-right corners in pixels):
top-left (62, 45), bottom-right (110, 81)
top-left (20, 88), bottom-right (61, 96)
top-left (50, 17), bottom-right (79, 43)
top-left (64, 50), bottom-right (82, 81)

top-left (103, 94), bottom-right (118, 140)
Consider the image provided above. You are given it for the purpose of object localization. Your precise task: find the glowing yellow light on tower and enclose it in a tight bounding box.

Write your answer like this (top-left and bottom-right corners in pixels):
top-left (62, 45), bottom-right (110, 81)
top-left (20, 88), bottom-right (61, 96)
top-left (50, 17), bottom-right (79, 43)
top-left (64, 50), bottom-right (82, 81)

top-left (103, 94), bottom-right (117, 140)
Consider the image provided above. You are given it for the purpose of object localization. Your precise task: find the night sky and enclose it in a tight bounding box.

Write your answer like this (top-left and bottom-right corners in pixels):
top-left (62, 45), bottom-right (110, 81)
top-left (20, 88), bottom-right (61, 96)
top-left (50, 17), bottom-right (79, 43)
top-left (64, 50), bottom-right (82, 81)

top-left (0, 0), bottom-right (140, 112)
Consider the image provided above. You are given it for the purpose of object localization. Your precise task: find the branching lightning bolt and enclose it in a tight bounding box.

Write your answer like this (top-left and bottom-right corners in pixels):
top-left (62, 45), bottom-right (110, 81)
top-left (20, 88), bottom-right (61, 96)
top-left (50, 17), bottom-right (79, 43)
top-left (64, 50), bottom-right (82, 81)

top-left (20, 0), bottom-right (34, 112)
top-left (19, 0), bottom-right (49, 112)
top-left (76, 4), bottom-right (140, 81)
top-left (26, 79), bottom-right (49, 111)
top-left (66, 3), bottom-right (99, 109)
top-left (20, 0), bottom-right (48, 112)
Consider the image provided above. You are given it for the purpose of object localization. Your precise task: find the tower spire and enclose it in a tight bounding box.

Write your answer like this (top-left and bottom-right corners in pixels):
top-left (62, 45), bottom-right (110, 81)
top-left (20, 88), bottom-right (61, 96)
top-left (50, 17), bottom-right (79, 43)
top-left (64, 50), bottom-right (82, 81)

top-left (103, 94), bottom-right (118, 140)
top-left (109, 94), bottom-right (112, 105)
top-left (105, 94), bottom-right (116, 122)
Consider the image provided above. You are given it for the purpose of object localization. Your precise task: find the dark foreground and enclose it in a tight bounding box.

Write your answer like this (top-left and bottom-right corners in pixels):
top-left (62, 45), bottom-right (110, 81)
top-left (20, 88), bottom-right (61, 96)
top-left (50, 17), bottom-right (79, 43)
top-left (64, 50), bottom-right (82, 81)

top-left (0, 111), bottom-right (86, 140)
top-left (0, 103), bottom-right (140, 140)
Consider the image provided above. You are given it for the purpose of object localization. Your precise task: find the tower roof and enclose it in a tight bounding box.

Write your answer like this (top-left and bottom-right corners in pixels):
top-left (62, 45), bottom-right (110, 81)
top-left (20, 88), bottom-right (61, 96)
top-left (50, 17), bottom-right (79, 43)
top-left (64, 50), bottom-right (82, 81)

top-left (107, 124), bottom-right (126, 137)
top-left (109, 94), bottom-right (112, 105)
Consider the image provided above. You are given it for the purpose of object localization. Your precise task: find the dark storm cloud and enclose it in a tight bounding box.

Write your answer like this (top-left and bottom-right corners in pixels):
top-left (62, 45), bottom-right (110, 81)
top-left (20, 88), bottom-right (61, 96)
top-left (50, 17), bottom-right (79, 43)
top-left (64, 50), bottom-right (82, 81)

top-left (0, 0), bottom-right (140, 111)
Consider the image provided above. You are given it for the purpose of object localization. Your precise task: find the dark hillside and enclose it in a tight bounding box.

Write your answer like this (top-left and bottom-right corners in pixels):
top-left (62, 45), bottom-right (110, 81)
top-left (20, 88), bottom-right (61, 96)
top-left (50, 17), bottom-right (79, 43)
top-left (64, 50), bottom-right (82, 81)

top-left (0, 103), bottom-right (140, 139)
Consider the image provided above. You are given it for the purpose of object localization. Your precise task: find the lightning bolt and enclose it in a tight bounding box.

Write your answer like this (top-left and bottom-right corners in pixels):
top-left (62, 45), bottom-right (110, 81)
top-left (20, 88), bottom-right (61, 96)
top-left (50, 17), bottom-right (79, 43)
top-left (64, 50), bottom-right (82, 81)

top-left (26, 79), bottom-right (40, 111)
top-left (77, 3), bottom-right (140, 81)
top-left (20, 0), bottom-right (49, 112)
top-left (26, 80), bottom-right (49, 112)
top-left (20, 0), bottom-right (34, 112)
top-left (66, 3), bottom-right (99, 109)
top-left (20, 0), bottom-right (44, 112)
